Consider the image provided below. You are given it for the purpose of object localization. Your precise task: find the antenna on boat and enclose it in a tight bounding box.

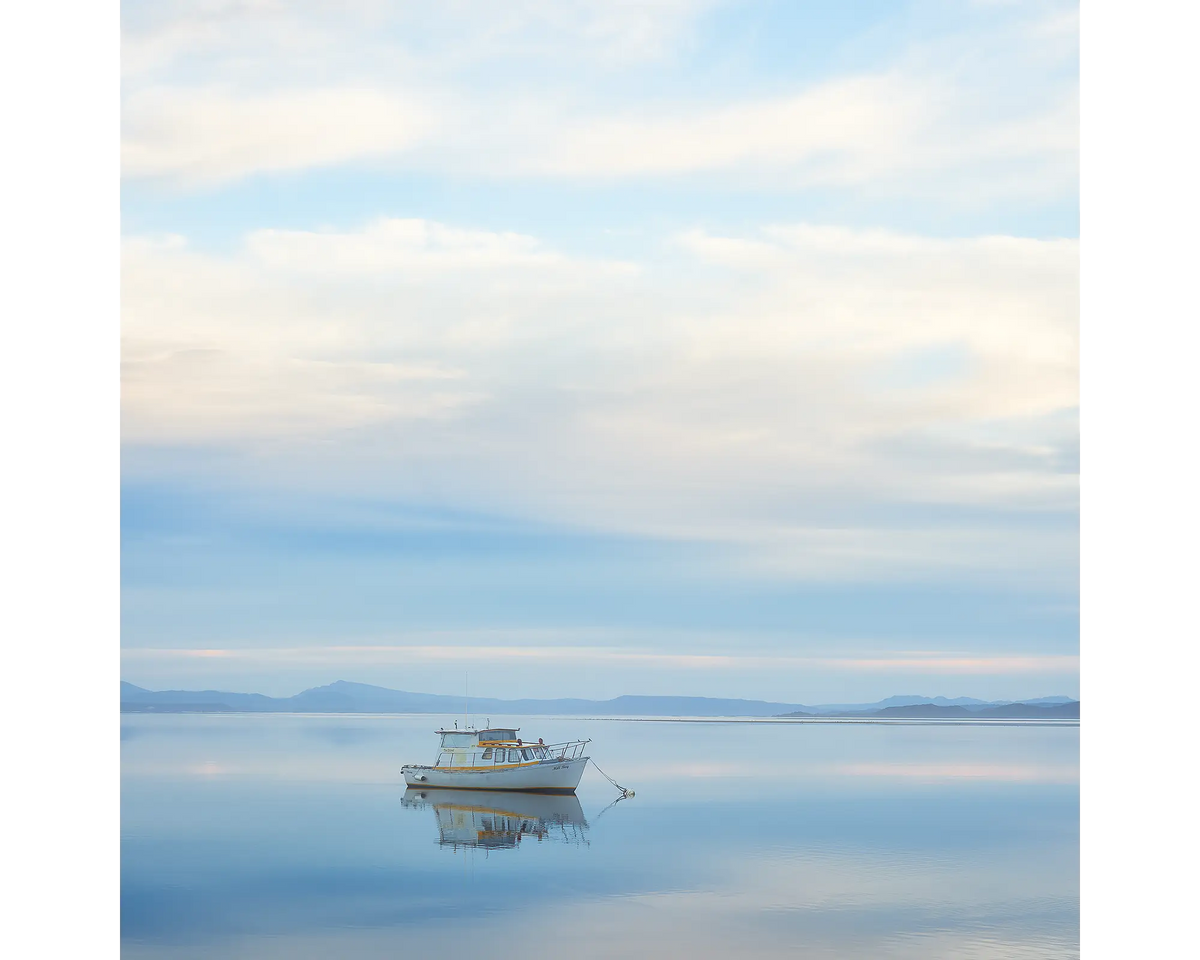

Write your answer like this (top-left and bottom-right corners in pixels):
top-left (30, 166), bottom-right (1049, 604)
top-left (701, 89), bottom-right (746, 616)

top-left (464, 671), bottom-right (469, 729)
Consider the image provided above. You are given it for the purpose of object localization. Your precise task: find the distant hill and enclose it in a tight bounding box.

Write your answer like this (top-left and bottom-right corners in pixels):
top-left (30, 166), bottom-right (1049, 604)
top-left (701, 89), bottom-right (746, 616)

top-left (120, 680), bottom-right (804, 717)
top-left (120, 681), bottom-right (277, 712)
top-left (977, 701), bottom-right (1079, 719)
top-left (120, 680), bottom-right (1078, 719)
top-left (776, 700), bottom-right (1079, 720)
top-left (120, 701), bottom-right (233, 713)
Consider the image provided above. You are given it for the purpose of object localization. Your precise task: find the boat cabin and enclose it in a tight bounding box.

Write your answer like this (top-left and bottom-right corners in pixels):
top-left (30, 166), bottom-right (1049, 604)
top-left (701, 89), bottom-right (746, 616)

top-left (431, 727), bottom-right (587, 769)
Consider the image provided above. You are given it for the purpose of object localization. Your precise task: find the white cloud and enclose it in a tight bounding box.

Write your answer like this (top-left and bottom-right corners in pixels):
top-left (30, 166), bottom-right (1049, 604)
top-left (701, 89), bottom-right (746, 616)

top-left (121, 644), bottom-right (1079, 676)
top-left (120, 72), bottom-right (1076, 198)
top-left (526, 75), bottom-right (1074, 200)
top-left (676, 225), bottom-right (1079, 363)
top-left (121, 350), bottom-right (479, 442)
top-left (121, 0), bottom-right (718, 80)
top-left (119, 1), bottom-right (1078, 202)
top-left (122, 217), bottom-right (1077, 583)
top-left (122, 87), bottom-right (431, 184)
top-left (242, 217), bottom-right (634, 276)
top-left (533, 75), bottom-right (929, 179)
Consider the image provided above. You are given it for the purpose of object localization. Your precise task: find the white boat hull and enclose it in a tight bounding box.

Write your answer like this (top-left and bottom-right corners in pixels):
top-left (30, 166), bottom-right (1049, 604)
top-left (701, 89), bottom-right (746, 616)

top-left (402, 756), bottom-right (588, 793)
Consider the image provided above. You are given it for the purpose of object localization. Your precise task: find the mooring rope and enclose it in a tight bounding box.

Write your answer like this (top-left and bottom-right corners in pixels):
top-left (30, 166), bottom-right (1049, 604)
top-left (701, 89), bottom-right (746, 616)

top-left (589, 758), bottom-right (634, 798)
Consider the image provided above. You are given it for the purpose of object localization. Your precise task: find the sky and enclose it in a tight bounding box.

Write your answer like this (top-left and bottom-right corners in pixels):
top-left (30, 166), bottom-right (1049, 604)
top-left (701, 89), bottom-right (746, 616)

top-left (120, 0), bottom-right (1079, 702)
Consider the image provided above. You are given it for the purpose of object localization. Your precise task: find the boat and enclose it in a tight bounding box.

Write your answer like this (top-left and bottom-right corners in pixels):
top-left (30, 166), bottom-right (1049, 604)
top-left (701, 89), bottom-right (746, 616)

top-left (401, 725), bottom-right (590, 793)
top-left (401, 787), bottom-right (588, 849)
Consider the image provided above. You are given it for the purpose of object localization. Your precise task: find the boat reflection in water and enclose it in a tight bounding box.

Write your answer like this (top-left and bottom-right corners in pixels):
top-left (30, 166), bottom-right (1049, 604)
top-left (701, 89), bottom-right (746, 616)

top-left (401, 788), bottom-right (589, 851)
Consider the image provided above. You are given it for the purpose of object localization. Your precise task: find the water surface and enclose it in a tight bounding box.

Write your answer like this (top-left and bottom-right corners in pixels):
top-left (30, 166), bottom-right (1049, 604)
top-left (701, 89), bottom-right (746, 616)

top-left (122, 714), bottom-right (1079, 958)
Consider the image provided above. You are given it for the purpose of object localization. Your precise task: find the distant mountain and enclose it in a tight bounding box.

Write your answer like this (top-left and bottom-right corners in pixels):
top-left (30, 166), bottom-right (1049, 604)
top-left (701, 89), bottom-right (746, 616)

top-left (121, 701), bottom-right (233, 713)
top-left (120, 680), bottom-right (804, 717)
top-left (120, 680), bottom-right (1078, 719)
top-left (776, 700), bottom-right (1080, 720)
top-left (977, 701), bottom-right (1079, 719)
top-left (792, 695), bottom-right (997, 714)
top-left (787, 694), bottom-right (1078, 715)
top-left (120, 681), bottom-right (277, 712)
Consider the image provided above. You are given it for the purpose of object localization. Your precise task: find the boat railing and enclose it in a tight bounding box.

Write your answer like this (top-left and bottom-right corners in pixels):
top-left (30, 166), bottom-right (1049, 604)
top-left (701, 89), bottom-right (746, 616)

top-left (436, 738), bottom-right (591, 767)
top-left (542, 739), bottom-right (590, 761)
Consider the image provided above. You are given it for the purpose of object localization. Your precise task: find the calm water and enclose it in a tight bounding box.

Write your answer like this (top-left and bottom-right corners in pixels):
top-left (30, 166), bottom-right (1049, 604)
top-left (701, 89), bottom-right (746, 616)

top-left (121, 714), bottom-right (1079, 959)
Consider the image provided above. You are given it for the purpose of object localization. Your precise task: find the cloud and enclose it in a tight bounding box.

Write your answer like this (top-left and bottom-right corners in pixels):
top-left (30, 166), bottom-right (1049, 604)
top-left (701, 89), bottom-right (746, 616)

top-left (121, 349), bottom-right (479, 441)
top-left (120, 74), bottom-right (1075, 199)
top-left (120, 1), bottom-right (1077, 202)
top-left (118, 0), bottom-right (717, 186)
top-left (118, 2), bottom-right (1077, 691)
top-left (121, 0), bottom-right (718, 80)
top-left (534, 74), bottom-right (930, 179)
top-left (122, 87), bottom-right (431, 185)
top-left (122, 216), bottom-right (1076, 588)
top-left (528, 77), bottom-right (1075, 200)
top-left (121, 645), bottom-right (1079, 677)
top-left (242, 217), bottom-right (633, 276)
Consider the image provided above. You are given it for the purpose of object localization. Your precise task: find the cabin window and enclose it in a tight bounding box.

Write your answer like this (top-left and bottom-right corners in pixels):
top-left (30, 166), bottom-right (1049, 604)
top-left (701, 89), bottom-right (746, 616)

top-left (534, 746), bottom-right (548, 759)
top-left (481, 748), bottom-right (493, 759)
top-left (508, 749), bottom-right (522, 763)
top-left (521, 748), bottom-right (533, 761)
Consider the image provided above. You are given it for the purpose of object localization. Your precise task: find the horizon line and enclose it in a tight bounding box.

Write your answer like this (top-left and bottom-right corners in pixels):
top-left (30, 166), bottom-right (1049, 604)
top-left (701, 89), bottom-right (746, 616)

top-left (119, 678), bottom-right (1078, 706)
